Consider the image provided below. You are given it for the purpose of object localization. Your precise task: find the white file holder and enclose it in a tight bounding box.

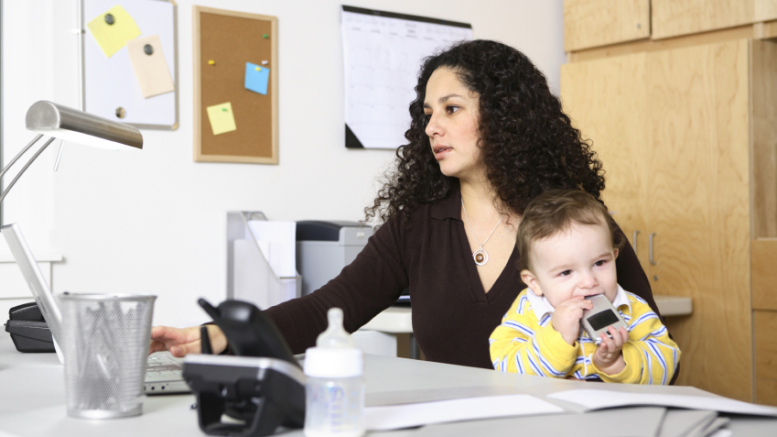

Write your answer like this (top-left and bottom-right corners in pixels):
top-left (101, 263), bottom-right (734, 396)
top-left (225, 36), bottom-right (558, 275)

top-left (227, 212), bottom-right (301, 310)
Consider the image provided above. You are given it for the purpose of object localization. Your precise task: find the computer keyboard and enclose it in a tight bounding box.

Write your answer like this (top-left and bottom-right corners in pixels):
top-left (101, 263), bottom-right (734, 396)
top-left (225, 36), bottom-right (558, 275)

top-left (145, 353), bottom-right (183, 382)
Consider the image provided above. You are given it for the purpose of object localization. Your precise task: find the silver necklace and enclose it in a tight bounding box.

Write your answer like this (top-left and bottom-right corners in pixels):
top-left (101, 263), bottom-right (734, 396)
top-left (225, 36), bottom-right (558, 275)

top-left (461, 198), bottom-right (504, 266)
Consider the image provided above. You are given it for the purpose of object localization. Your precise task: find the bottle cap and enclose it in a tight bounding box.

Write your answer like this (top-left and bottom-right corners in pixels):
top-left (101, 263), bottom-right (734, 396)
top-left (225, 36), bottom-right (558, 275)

top-left (304, 347), bottom-right (363, 378)
top-left (304, 308), bottom-right (362, 377)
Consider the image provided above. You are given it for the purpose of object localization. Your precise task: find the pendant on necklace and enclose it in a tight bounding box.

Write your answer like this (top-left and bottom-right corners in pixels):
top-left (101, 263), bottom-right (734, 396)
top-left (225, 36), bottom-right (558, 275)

top-left (473, 248), bottom-right (488, 266)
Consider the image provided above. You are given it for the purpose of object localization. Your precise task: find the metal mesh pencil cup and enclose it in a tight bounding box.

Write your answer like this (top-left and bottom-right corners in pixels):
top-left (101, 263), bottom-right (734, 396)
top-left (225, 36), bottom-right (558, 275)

top-left (60, 293), bottom-right (156, 419)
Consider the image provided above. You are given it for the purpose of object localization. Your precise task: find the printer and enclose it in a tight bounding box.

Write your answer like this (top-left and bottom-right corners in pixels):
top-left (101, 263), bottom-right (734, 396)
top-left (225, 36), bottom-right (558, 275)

top-left (295, 221), bottom-right (373, 296)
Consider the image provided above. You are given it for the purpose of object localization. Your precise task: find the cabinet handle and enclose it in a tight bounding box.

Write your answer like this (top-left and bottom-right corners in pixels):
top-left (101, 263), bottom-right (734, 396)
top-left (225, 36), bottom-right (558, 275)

top-left (649, 232), bottom-right (657, 266)
top-left (632, 230), bottom-right (640, 254)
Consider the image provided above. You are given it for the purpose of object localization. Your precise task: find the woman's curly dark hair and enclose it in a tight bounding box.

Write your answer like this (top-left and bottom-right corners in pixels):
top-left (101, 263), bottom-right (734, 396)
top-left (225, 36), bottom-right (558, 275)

top-left (364, 39), bottom-right (605, 225)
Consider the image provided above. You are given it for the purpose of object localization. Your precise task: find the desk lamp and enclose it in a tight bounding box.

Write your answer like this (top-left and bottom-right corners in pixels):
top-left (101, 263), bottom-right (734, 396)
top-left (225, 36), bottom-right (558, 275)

top-left (0, 100), bottom-right (143, 205)
top-left (0, 101), bottom-right (142, 356)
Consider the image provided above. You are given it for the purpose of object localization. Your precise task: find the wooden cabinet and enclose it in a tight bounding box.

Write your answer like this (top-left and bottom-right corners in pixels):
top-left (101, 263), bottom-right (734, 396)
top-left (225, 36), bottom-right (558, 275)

top-left (752, 240), bottom-right (777, 405)
top-left (755, 310), bottom-right (777, 405)
top-left (652, 0), bottom-right (777, 39)
top-left (557, 52), bottom-right (650, 250)
top-left (564, 0), bottom-right (651, 51)
top-left (565, 1), bottom-right (777, 53)
top-left (561, 39), bottom-right (777, 402)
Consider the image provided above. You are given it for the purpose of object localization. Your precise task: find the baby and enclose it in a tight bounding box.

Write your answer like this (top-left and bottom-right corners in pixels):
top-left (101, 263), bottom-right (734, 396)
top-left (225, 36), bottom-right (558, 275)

top-left (490, 189), bottom-right (680, 384)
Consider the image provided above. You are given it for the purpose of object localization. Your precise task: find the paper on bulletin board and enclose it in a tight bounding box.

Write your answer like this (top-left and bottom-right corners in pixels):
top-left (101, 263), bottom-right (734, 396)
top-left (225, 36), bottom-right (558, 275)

top-left (127, 35), bottom-right (175, 98)
top-left (245, 62), bottom-right (270, 95)
top-left (341, 6), bottom-right (472, 149)
top-left (86, 5), bottom-right (142, 58)
top-left (206, 102), bottom-right (237, 135)
top-left (83, 0), bottom-right (177, 129)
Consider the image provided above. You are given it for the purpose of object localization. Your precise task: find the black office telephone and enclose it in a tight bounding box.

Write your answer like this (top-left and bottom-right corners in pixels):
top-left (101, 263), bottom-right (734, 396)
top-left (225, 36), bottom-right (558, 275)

top-left (5, 302), bottom-right (55, 353)
top-left (182, 298), bottom-right (305, 437)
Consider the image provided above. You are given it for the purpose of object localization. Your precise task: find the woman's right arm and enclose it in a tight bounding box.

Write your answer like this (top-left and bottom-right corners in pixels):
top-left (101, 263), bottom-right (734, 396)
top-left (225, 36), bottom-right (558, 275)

top-left (151, 215), bottom-right (411, 356)
top-left (264, 216), bottom-right (410, 353)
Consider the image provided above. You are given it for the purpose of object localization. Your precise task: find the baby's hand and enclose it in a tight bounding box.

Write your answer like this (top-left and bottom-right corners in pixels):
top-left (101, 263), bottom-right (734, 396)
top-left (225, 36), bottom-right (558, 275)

top-left (551, 296), bottom-right (592, 345)
top-left (592, 326), bottom-right (629, 375)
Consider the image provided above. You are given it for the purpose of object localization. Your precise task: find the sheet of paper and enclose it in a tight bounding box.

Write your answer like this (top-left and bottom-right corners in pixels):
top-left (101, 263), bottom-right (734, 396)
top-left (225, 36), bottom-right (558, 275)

top-left (247, 221), bottom-right (297, 278)
top-left (687, 417), bottom-right (731, 437)
top-left (341, 8), bottom-right (472, 149)
top-left (363, 394), bottom-right (564, 431)
top-left (700, 417), bottom-right (730, 437)
top-left (87, 5), bottom-right (142, 58)
top-left (126, 35), bottom-right (175, 98)
top-left (206, 102), bottom-right (237, 135)
top-left (548, 389), bottom-right (777, 417)
top-left (245, 63), bottom-right (270, 95)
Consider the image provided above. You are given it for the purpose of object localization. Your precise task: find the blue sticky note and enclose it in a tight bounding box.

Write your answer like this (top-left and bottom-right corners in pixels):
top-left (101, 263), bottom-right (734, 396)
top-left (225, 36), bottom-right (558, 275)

top-left (245, 62), bottom-right (269, 95)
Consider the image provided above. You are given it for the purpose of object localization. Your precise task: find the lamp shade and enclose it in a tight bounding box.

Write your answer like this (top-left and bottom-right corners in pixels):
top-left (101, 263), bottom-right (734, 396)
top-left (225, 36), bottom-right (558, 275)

top-left (25, 101), bottom-right (143, 151)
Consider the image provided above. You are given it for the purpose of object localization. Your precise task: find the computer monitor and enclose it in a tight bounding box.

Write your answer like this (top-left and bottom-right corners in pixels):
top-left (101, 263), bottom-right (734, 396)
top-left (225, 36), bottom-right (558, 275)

top-left (1, 223), bottom-right (63, 346)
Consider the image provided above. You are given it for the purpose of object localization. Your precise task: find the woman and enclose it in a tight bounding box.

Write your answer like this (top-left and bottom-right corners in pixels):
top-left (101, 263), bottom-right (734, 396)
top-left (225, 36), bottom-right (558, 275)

top-left (151, 40), bottom-right (659, 370)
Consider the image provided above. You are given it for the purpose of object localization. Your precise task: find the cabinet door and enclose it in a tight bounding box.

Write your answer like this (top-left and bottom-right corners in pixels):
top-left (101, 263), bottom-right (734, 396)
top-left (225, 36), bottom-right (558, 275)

top-left (564, 0), bottom-right (650, 51)
top-left (560, 52), bottom-right (650, 268)
top-left (652, 0), bottom-right (777, 40)
top-left (755, 310), bottom-right (777, 406)
top-left (647, 39), bottom-right (751, 401)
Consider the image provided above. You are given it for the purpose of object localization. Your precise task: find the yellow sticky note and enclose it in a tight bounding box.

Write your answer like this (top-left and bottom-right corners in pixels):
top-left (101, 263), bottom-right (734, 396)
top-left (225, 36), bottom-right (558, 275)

top-left (206, 103), bottom-right (237, 135)
top-left (87, 5), bottom-right (142, 58)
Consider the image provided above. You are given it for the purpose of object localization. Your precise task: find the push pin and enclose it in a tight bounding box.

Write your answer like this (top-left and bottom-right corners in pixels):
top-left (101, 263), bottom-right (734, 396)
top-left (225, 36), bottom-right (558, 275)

top-left (255, 66), bottom-right (261, 71)
top-left (261, 60), bottom-right (268, 65)
top-left (105, 13), bottom-right (115, 25)
top-left (143, 44), bottom-right (154, 55)
top-left (208, 60), bottom-right (215, 65)
top-left (263, 33), bottom-right (269, 39)
top-left (222, 108), bottom-right (228, 112)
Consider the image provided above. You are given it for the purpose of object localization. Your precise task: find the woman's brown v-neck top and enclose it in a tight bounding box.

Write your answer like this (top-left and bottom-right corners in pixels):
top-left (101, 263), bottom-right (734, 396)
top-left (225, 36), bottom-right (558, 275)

top-left (265, 189), bottom-right (659, 370)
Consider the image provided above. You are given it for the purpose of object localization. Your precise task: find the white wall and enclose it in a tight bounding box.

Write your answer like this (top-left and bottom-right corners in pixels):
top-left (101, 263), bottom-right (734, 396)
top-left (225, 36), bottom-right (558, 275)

top-left (1, 0), bottom-right (565, 327)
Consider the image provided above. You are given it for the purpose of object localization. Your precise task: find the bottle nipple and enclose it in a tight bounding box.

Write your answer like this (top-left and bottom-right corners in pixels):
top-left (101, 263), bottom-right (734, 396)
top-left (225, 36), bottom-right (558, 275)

top-left (316, 307), bottom-right (354, 348)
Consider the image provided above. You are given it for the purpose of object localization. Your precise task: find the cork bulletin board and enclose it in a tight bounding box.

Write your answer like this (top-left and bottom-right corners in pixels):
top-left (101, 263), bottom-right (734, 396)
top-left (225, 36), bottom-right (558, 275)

top-left (193, 6), bottom-right (278, 164)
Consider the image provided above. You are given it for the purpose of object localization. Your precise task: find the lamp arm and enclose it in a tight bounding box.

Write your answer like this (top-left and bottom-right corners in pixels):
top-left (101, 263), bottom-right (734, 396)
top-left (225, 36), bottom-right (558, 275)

top-left (0, 136), bottom-right (56, 204)
top-left (0, 134), bottom-right (43, 181)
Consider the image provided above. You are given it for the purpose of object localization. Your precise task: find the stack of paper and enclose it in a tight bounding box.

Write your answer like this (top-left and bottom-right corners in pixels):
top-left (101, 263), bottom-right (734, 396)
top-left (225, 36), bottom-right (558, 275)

top-left (360, 387), bottom-right (776, 434)
top-left (657, 410), bottom-right (725, 437)
top-left (547, 389), bottom-right (777, 437)
top-left (547, 389), bottom-right (777, 417)
top-left (247, 220), bottom-right (297, 278)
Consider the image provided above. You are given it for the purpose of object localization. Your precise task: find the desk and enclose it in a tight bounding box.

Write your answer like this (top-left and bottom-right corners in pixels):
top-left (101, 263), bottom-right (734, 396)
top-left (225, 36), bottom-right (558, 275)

top-left (0, 334), bottom-right (774, 437)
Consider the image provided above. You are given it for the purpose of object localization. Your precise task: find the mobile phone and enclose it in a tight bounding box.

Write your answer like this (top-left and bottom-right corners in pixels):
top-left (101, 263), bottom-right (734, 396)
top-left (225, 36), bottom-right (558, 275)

top-left (581, 294), bottom-right (628, 345)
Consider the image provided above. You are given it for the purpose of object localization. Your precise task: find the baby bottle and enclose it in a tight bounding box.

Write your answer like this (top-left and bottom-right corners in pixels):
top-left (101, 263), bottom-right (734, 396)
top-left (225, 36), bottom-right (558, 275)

top-left (303, 308), bottom-right (365, 437)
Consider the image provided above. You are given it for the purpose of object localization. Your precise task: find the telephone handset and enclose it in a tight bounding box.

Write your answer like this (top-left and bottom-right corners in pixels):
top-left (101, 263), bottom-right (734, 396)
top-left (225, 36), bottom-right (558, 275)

top-left (197, 298), bottom-right (298, 366)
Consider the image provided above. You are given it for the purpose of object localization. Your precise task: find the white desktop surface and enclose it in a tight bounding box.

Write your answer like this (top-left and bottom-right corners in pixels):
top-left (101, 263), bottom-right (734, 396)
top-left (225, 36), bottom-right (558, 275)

top-left (1, 334), bottom-right (775, 436)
